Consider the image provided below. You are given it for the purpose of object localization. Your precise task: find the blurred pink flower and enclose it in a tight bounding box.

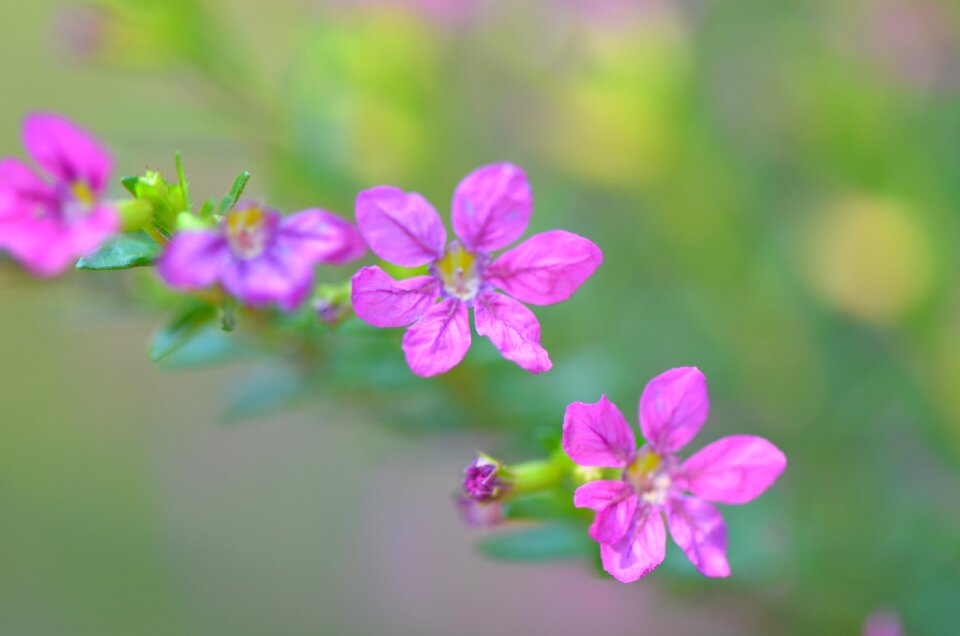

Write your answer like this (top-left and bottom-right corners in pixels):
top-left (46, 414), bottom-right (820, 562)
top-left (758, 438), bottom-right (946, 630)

top-left (159, 203), bottom-right (365, 311)
top-left (562, 367), bottom-right (786, 582)
top-left (0, 113), bottom-right (118, 276)
top-left (350, 162), bottom-right (603, 377)
top-left (863, 609), bottom-right (904, 636)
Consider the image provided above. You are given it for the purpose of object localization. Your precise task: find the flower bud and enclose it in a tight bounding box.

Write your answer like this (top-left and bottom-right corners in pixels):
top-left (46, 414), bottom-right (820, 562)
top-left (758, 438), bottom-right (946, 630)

top-left (462, 454), bottom-right (505, 502)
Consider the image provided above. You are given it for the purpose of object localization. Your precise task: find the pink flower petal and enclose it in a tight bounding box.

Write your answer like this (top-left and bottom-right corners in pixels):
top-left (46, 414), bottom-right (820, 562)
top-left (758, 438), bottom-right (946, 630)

top-left (574, 481), bottom-right (638, 545)
top-left (220, 252), bottom-right (314, 311)
top-left (279, 209), bottom-right (366, 265)
top-left (639, 366), bottom-right (710, 454)
top-left (600, 505), bottom-right (666, 583)
top-left (682, 435), bottom-right (787, 505)
top-left (562, 395), bottom-right (636, 468)
top-left (0, 157), bottom-right (51, 212)
top-left (666, 496), bottom-right (730, 578)
top-left (355, 186), bottom-right (446, 267)
top-left (157, 230), bottom-right (230, 290)
top-left (402, 298), bottom-right (471, 376)
top-left (4, 205), bottom-right (118, 277)
top-left (451, 163), bottom-right (531, 252)
top-left (473, 291), bottom-right (551, 373)
top-left (573, 480), bottom-right (633, 510)
top-left (485, 230), bottom-right (603, 306)
top-left (351, 266), bottom-right (440, 328)
top-left (220, 251), bottom-right (313, 311)
top-left (23, 113), bottom-right (112, 193)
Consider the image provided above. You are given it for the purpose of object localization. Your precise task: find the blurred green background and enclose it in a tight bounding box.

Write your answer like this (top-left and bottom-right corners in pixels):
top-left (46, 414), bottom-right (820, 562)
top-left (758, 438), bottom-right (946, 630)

top-left (1, 0), bottom-right (959, 634)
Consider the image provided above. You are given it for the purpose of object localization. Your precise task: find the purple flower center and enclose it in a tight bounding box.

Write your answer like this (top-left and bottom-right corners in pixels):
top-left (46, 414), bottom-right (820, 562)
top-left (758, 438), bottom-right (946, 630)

top-left (431, 241), bottom-right (487, 303)
top-left (625, 449), bottom-right (677, 507)
top-left (463, 456), bottom-right (503, 502)
top-left (46, 180), bottom-right (97, 224)
top-left (225, 205), bottom-right (278, 260)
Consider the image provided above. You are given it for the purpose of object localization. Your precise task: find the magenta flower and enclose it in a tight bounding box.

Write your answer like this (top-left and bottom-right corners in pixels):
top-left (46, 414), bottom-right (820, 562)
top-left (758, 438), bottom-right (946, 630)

top-left (562, 367), bottom-right (786, 582)
top-left (0, 113), bottom-right (118, 276)
top-left (158, 202), bottom-right (366, 311)
top-left (350, 163), bottom-right (603, 377)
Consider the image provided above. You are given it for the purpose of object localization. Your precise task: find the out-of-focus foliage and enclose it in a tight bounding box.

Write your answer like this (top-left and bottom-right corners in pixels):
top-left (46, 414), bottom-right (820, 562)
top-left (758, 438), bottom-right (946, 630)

top-left (2, 0), bottom-right (960, 634)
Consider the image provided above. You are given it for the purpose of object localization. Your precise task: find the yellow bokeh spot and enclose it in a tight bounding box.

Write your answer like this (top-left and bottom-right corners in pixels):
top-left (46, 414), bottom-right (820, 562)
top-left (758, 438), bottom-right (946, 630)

top-left (801, 195), bottom-right (935, 324)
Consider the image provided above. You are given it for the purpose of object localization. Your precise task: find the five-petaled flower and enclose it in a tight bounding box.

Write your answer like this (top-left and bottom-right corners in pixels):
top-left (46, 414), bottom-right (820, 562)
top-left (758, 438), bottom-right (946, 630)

top-left (350, 163), bottom-right (603, 377)
top-left (562, 367), bottom-right (786, 582)
top-left (159, 202), bottom-right (366, 311)
top-left (0, 113), bottom-right (118, 276)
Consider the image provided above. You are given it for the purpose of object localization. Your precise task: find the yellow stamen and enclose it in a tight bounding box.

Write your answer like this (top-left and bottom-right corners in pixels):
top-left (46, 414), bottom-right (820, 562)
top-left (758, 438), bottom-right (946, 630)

top-left (71, 181), bottom-right (95, 207)
top-left (435, 242), bottom-right (476, 279)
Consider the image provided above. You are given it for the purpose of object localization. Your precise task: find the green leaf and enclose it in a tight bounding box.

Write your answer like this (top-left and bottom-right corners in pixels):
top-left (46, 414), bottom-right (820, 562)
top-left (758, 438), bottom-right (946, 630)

top-left (149, 301), bottom-right (217, 363)
top-left (218, 170), bottom-right (251, 214)
top-left (120, 175), bottom-right (139, 197)
top-left (75, 234), bottom-right (161, 270)
top-left (157, 325), bottom-right (255, 370)
top-left (198, 198), bottom-right (216, 220)
top-left (477, 523), bottom-right (593, 562)
top-left (223, 365), bottom-right (306, 422)
top-left (174, 151), bottom-right (190, 211)
top-left (502, 492), bottom-right (574, 521)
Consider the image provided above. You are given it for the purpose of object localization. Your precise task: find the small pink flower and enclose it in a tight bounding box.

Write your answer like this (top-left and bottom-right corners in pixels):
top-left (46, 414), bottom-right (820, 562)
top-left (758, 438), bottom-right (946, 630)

top-left (0, 113), bottom-right (118, 276)
top-left (863, 609), bottom-right (904, 636)
top-left (158, 202), bottom-right (366, 311)
top-left (351, 163), bottom-right (603, 377)
top-left (562, 367), bottom-right (786, 582)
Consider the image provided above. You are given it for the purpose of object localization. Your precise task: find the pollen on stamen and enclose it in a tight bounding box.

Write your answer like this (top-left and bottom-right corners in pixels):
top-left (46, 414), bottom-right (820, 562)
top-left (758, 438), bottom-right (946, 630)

top-left (433, 241), bottom-right (484, 302)
top-left (226, 206), bottom-right (276, 260)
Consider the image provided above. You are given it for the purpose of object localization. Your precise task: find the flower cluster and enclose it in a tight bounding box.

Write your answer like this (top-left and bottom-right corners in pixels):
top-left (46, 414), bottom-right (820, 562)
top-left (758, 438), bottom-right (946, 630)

top-left (0, 112), bottom-right (787, 586)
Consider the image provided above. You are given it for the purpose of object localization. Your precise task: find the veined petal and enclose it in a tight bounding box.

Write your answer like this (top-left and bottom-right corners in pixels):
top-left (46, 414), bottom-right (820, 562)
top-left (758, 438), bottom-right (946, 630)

top-left (573, 480), bottom-right (634, 511)
top-left (355, 186), bottom-right (445, 267)
top-left (600, 505), bottom-right (666, 583)
top-left (562, 395), bottom-right (636, 468)
top-left (574, 481), bottom-right (638, 545)
top-left (683, 435), bottom-right (787, 504)
top-left (639, 366), bottom-right (710, 453)
top-left (666, 496), bottom-right (730, 578)
top-left (23, 113), bottom-right (112, 193)
top-left (279, 209), bottom-right (366, 265)
top-left (473, 291), bottom-right (551, 373)
top-left (451, 163), bottom-right (531, 252)
top-left (485, 230), bottom-right (603, 305)
top-left (157, 230), bottom-right (230, 290)
top-left (402, 298), bottom-right (471, 377)
top-left (351, 266), bottom-right (440, 328)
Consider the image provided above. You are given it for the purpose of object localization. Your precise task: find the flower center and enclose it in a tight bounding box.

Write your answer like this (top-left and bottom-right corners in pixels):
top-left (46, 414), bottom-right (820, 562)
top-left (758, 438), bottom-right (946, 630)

top-left (625, 449), bottom-right (674, 507)
top-left (432, 241), bottom-right (484, 302)
top-left (56, 181), bottom-right (97, 223)
top-left (226, 206), bottom-right (276, 259)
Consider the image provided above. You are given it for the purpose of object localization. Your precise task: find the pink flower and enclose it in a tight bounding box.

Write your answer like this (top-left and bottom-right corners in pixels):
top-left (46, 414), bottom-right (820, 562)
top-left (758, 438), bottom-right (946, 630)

top-left (562, 367), bottom-right (786, 582)
top-left (350, 163), bottom-right (603, 377)
top-left (0, 113), bottom-right (118, 276)
top-left (863, 609), bottom-right (904, 636)
top-left (158, 202), bottom-right (366, 311)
